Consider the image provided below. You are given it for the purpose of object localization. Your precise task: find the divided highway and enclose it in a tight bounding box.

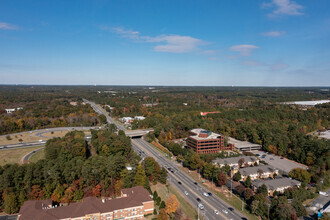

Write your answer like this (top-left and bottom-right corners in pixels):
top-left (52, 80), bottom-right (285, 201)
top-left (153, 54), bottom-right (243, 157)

top-left (85, 99), bottom-right (248, 220)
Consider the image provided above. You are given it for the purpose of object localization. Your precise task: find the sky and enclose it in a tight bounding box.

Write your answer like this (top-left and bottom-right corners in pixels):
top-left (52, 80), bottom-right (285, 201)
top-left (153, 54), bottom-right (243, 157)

top-left (0, 0), bottom-right (329, 86)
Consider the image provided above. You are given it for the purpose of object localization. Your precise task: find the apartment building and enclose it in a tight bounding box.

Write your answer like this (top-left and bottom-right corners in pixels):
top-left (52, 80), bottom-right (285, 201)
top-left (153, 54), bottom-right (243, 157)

top-left (252, 178), bottom-right (301, 196)
top-left (186, 128), bottom-right (234, 154)
top-left (212, 155), bottom-right (259, 168)
top-left (18, 186), bottom-right (154, 220)
top-left (238, 165), bottom-right (279, 181)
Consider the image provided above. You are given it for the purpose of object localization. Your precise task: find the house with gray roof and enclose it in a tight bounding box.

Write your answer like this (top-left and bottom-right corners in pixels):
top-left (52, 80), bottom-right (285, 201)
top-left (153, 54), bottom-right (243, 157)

top-left (252, 177), bottom-right (301, 196)
top-left (212, 156), bottom-right (259, 168)
top-left (239, 165), bottom-right (279, 181)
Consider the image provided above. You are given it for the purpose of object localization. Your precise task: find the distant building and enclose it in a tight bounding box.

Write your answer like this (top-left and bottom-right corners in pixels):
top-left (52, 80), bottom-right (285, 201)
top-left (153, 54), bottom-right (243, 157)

top-left (200, 111), bottom-right (221, 116)
top-left (18, 186), bottom-right (154, 220)
top-left (251, 178), bottom-right (301, 196)
top-left (212, 156), bottom-right (259, 168)
top-left (238, 165), bottom-right (279, 181)
top-left (121, 117), bottom-right (134, 124)
top-left (134, 116), bottom-right (145, 121)
top-left (5, 107), bottom-right (23, 114)
top-left (186, 128), bottom-right (234, 154)
top-left (227, 137), bottom-right (262, 151)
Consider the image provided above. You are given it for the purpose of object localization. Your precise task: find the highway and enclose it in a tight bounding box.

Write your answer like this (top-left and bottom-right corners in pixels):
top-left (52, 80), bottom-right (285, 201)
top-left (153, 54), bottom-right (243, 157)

top-left (85, 99), bottom-right (248, 220)
top-left (0, 126), bottom-right (100, 150)
top-left (22, 147), bottom-right (45, 163)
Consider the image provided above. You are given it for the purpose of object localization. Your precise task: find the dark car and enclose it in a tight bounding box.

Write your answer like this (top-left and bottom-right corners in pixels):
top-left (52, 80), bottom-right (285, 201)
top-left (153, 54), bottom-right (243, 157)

top-left (178, 181), bottom-right (182, 185)
top-left (228, 207), bottom-right (234, 211)
top-left (208, 192), bottom-right (212, 196)
top-left (194, 182), bottom-right (198, 185)
top-left (196, 198), bottom-right (201, 202)
top-left (171, 170), bottom-right (174, 173)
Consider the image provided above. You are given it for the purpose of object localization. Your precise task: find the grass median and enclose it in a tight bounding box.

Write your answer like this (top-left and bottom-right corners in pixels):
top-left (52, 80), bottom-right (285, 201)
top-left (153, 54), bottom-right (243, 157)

top-left (0, 146), bottom-right (44, 166)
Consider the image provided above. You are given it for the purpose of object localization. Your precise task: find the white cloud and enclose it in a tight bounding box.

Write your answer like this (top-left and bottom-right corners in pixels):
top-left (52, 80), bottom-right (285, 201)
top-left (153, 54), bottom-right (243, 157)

top-left (263, 0), bottom-right (304, 17)
top-left (241, 60), bottom-right (262, 66)
top-left (270, 62), bottom-right (289, 70)
top-left (108, 26), bottom-right (206, 53)
top-left (0, 22), bottom-right (18, 30)
top-left (208, 57), bottom-right (221, 61)
top-left (201, 50), bottom-right (216, 55)
top-left (229, 44), bottom-right (259, 56)
top-left (262, 31), bottom-right (286, 37)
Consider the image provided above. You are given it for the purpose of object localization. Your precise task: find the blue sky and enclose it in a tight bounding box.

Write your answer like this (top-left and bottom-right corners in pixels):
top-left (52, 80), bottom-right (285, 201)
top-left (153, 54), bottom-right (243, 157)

top-left (0, 0), bottom-right (329, 86)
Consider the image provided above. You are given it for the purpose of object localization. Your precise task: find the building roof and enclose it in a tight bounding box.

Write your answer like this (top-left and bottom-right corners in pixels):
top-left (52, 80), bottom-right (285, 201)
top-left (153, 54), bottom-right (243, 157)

top-left (189, 128), bottom-right (222, 140)
top-left (252, 178), bottom-right (301, 190)
top-left (240, 165), bottom-right (277, 176)
top-left (19, 186), bottom-right (152, 220)
top-left (213, 156), bottom-right (259, 165)
top-left (228, 137), bottom-right (261, 150)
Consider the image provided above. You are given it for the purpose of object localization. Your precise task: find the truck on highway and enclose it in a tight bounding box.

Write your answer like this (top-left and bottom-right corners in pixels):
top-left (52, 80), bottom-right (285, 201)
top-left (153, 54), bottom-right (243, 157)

top-left (319, 191), bottom-right (328, 197)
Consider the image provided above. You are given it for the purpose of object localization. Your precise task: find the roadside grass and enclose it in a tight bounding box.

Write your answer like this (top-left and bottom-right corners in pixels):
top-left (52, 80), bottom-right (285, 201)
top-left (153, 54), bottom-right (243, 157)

top-left (29, 148), bottom-right (45, 163)
top-left (0, 130), bottom-right (91, 145)
top-left (180, 167), bottom-right (258, 220)
top-left (0, 132), bottom-right (42, 145)
top-left (0, 146), bottom-right (44, 166)
top-left (150, 183), bottom-right (198, 220)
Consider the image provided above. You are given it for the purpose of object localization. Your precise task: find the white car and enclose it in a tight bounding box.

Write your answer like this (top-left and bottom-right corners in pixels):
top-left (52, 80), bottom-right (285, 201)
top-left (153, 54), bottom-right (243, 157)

top-left (214, 210), bottom-right (219, 215)
top-left (184, 191), bottom-right (189, 196)
top-left (198, 203), bottom-right (204, 210)
top-left (203, 192), bottom-right (209, 197)
top-left (222, 209), bottom-right (228, 214)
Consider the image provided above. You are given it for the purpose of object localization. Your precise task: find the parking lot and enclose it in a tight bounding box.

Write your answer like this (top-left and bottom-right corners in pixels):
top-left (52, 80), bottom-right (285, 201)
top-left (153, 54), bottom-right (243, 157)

top-left (251, 150), bottom-right (308, 173)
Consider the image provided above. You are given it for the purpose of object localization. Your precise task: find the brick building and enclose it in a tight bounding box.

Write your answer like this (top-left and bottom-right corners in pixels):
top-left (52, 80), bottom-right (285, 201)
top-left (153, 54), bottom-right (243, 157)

top-left (18, 186), bottom-right (154, 220)
top-left (186, 128), bottom-right (234, 154)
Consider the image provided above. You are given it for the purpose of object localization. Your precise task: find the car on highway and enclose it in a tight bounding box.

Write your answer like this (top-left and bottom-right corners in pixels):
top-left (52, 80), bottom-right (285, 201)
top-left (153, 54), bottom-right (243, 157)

top-left (184, 191), bottom-right (188, 196)
top-left (208, 192), bottom-right (212, 196)
top-left (270, 158), bottom-right (274, 160)
top-left (196, 198), bottom-right (201, 202)
top-left (228, 207), bottom-right (234, 211)
top-left (222, 209), bottom-right (228, 214)
top-left (198, 203), bottom-right (204, 210)
top-left (203, 192), bottom-right (209, 197)
top-left (178, 181), bottom-right (182, 185)
top-left (214, 210), bottom-right (219, 215)
top-left (194, 182), bottom-right (198, 185)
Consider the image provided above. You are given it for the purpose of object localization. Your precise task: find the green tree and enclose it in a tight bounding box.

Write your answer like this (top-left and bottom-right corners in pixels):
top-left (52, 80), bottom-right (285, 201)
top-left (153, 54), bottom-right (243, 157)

top-left (245, 176), bottom-right (252, 188)
top-left (233, 171), bottom-right (242, 182)
top-left (3, 192), bottom-right (18, 214)
top-left (134, 164), bottom-right (147, 186)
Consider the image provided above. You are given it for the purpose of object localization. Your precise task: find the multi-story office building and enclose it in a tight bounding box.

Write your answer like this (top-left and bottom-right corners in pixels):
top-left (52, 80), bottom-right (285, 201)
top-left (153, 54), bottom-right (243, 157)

top-left (186, 128), bottom-right (234, 154)
top-left (18, 186), bottom-right (154, 220)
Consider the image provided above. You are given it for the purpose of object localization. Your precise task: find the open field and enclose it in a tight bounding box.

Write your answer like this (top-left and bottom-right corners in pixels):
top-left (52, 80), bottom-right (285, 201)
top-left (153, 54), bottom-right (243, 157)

top-left (29, 148), bottom-right (45, 163)
top-left (0, 130), bottom-right (91, 145)
top-left (0, 146), bottom-right (44, 166)
top-left (0, 132), bottom-right (42, 145)
top-left (150, 183), bottom-right (198, 220)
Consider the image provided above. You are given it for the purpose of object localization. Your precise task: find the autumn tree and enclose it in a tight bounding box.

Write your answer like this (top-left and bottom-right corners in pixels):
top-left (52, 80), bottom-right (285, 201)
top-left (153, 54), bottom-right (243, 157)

top-left (134, 164), bottom-right (147, 186)
top-left (217, 171), bottom-right (227, 186)
top-left (165, 194), bottom-right (180, 214)
top-left (157, 208), bottom-right (169, 220)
